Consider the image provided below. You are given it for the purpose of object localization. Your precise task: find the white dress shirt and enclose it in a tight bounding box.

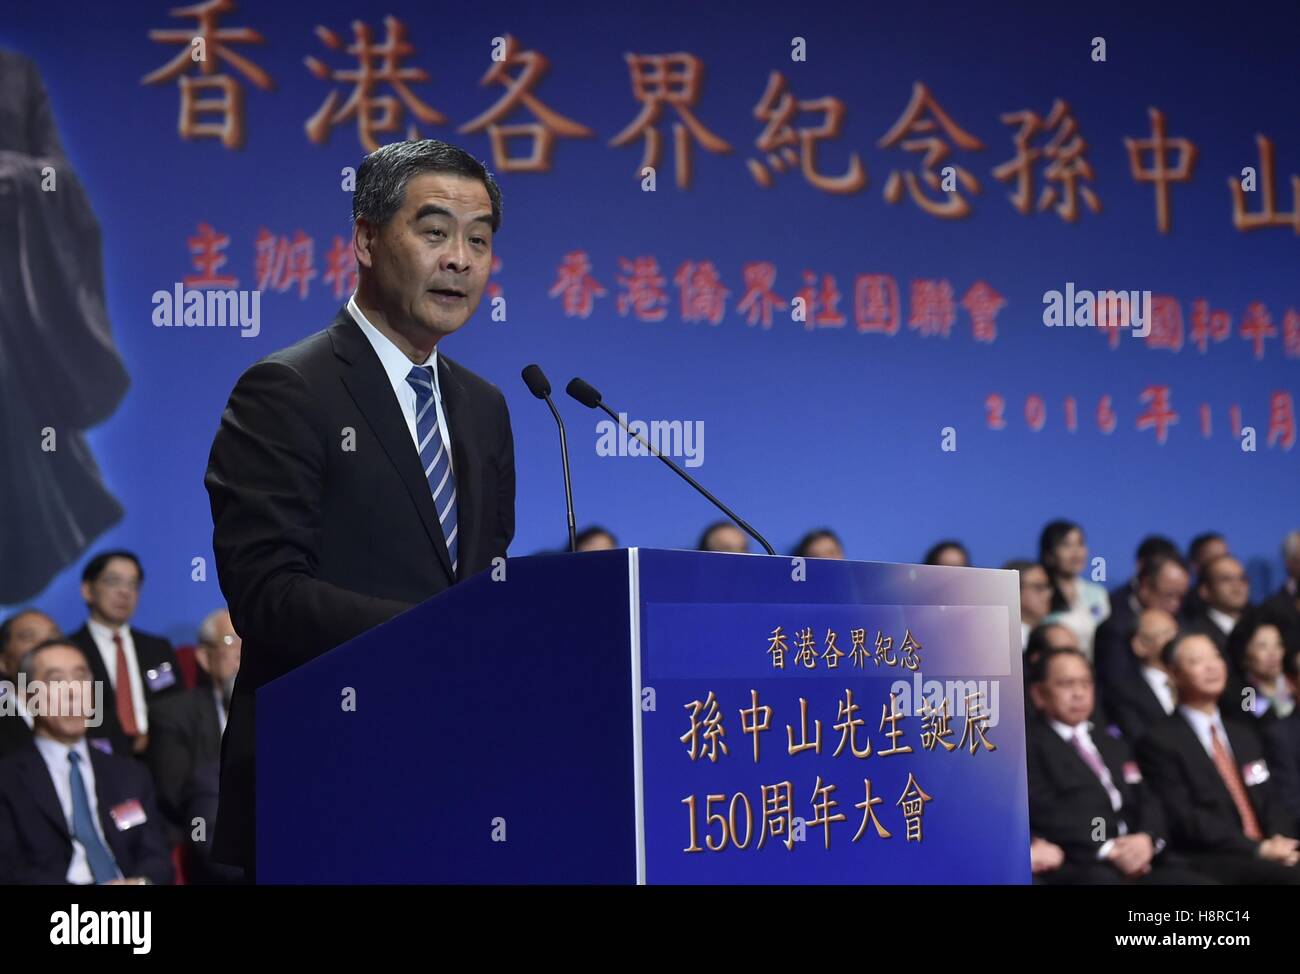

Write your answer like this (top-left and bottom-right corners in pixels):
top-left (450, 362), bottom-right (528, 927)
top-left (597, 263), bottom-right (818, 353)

top-left (33, 734), bottom-right (119, 884)
top-left (1140, 665), bottom-right (1177, 715)
top-left (1179, 705), bottom-right (1234, 761)
top-left (1206, 607), bottom-right (1238, 636)
top-left (86, 619), bottom-right (148, 735)
top-left (1050, 718), bottom-right (1127, 859)
top-left (347, 294), bottom-right (454, 475)
top-left (0, 681), bottom-right (34, 728)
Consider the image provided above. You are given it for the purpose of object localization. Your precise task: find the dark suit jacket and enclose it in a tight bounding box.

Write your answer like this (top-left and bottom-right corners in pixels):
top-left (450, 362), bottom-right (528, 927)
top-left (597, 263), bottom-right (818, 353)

top-left (0, 710), bottom-right (33, 760)
top-left (0, 739), bottom-right (172, 884)
top-left (204, 306), bottom-right (515, 870)
top-left (1264, 712), bottom-right (1300, 835)
top-left (145, 687), bottom-right (223, 833)
top-left (1026, 715), bottom-right (1167, 862)
top-left (1136, 710), bottom-right (1293, 856)
top-left (68, 623), bottom-right (181, 758)
top-left (1102, 667), bottom-right (1173, 745)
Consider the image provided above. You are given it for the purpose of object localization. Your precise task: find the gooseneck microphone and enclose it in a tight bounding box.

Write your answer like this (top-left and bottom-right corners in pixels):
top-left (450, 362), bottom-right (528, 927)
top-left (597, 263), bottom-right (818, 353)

top-left (565, 376), bottom-right (776, 556)
top-left (522, 365), bottom-right (578, 553)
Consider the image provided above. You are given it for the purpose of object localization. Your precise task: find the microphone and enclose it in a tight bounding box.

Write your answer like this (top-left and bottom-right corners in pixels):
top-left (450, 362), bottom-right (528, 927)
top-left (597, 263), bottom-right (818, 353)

top-left (564, 376), bottom-right (776, 556)
top-left (522, 365), bottom-right (578, 553)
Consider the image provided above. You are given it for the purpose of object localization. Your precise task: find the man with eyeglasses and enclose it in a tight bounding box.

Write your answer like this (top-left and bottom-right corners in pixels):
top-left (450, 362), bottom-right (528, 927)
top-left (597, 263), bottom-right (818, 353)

top-left (68, 551), bottom-right (181, 759)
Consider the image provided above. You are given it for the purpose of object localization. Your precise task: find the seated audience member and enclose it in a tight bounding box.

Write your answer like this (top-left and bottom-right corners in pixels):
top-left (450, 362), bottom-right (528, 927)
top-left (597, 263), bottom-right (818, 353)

top-left (1094, 553), bottom-right (1188, 690)
top-left (69, 550), bottom-right (182, 758)
top-left (0, 640), bottom-right (172, 885)
top-left (1039, 519), bottom-right (1110, 659)
top-left (698, 521), bottom-right (748, 554)
top-left (1185, 554), bottom-right (1250, 657)
top-left (794, 529), bottom-right (844, 560)
top-left (923, 540), bottom-right (969, 567)
top-left (1135, 631), bottom-right (1300, 884)
top-left (1025, 623), bottom-right (1111, 728)
top-left (147, 608), bottom-right (241, 838)
top-left (1264, 651), bottom-right (1300, 833)
top-left (1226, 614), bottom-right (1295, 723)
top-left (1261, 530), bottom-right (1300, 633)
top-left (574, 526), bottom-right (617, 552)
top-left (1005, 560), bottom-right (1052, 651)
top-left (1103, 609), bottom-right (1179, 744)
top-left (1182, 532), bottom-right (1230, 619)
top-left (1026, 647), bottom-right (1210, 884)
top-left (1109, 535), bottom-right (1180, 615)
top-left (0, 609), bottom-right (61, 760)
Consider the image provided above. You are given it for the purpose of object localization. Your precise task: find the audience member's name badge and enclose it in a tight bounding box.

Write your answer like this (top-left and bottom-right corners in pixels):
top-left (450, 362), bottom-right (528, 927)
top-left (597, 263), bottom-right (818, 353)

top-left (1122, 761), bottom-right (1143, 785)
top-left (144, 662), bottom-right (176, 693)
top-left (1242, 759), bottom-right (1270, 786)
top-left (110, 799), bottom-right (147, 832)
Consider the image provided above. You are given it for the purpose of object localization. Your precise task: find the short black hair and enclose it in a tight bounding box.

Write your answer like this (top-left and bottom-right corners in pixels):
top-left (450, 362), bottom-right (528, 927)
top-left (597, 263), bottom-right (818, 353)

top-left (352, 139), bottom-right (502, 233)
top-left (17, 637), bottom-right (90, 683)
top-left (1160, 629), bottom-right (1218, 671)
top-left (793, 528), bottom-right (842, 558)
top-left (1028, 646), bottom-right (1091, 686)
top-left (0, 608), bottom-right (44, 653)
top-left (923, 540), bottom-right (969, 566)
top-left (81, 550), bottom-right (144, 585)
top-left (1138, 551), bottom-right (1187, 586)
top-left (1135, 534), bottom-right (1179, 565)
top-left (1187, 532), bottom-right (1226, 567)
top-left (574, 525), bottom-right (617, 548)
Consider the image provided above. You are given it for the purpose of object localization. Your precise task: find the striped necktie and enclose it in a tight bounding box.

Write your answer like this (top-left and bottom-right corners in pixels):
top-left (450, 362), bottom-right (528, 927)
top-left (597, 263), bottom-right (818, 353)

top-left (406, 365), bottom-right (458, 575)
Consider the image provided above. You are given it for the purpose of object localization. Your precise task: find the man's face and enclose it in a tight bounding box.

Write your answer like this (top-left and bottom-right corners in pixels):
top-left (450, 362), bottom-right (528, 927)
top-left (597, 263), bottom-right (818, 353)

top-left (1139, 562), bottom-right (1188, 616)
top-left (2, 611), bottom-right (60, 678)
top-left (1194, 538), bottom-right (1229, 572)
top-left (197, 612), bottom-right (242, 686)
top-left (704, 525), bottom-right (748, 553)
top-left (1200, 556), bottom-right (1249, 614)
top-left (805, 536), bottom-right (844, 559)
top-left (1131, 609), bottom-right (1177, 665)
top-left (1171, 635), bottom-right (1228, 702)
top-left (356, 172), bottom-right (493, 347)
top-left (933, 546), bottom-right (968, 568)
top-left (29, 645), bottom-right (92, 740)
top-left (1019, 565), bottom-right (1052, 623)
top-left (80, 557), bottom-right (141, 627)
top-left (1033, 653), bottom-right (1095, 727)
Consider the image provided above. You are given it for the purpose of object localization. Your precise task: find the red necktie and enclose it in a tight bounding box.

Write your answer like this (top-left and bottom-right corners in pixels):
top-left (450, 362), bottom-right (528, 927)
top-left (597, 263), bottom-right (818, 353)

top-left (113, 632), bottom-right (139, 737)
top-left (1209, 724), bottom-right (1261, 841)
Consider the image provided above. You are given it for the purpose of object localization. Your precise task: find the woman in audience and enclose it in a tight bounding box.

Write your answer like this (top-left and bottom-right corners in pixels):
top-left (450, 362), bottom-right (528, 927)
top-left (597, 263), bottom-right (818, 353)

top-left (1040, 519), bottom-right (1110, 658)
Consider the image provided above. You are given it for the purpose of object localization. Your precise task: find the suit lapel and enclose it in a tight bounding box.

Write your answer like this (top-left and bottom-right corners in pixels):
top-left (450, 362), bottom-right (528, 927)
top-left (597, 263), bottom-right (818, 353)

top-left (439, 354), bottom-right (479, 581)
top-left (20, 746), bottom-right (69, 838)
top-left (90, 749), bottom-right (130, 866)
top-left (329, 307), bottom-right (454, 584)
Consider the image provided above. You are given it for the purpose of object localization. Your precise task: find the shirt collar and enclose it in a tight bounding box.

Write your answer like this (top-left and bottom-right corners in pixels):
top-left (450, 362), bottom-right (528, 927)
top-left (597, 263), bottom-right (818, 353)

top-left (1049, 718), bottom-right (1092, 743)
top-left (33, 731), bottom-right (90, 768)
top-left (87, 618), bottom-right (126, 643)
top-left (1206, 607), bottom-right (1237, 635)
top-left (347, 294), bottom-right (442, 399)
top-left (1178, 704), bottom-right (1224, 738)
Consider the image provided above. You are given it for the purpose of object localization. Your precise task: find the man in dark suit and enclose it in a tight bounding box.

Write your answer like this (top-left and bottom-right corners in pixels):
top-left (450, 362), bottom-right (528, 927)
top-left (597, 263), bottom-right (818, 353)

top-left (0, 608), bottom-right (60, 759)
top-left (1184, 554), bottom-right (1250, 659)
top-left (1026, 647), bottom-right (1210, 883)
top-left (1103, 608), bottom-right (1179, 745)
top-left (1136, 631), bottom-right (1300, 883)
top-left (1094, 553), bottom-right (1188, 692)
top-left (146, 607), bottom-right (239, 838)
top-left (68, 550), bottom-right (182, 758)
top-left (1261, 530), bottom-right (1300, 633)
top-left (0, 640), bottom-right (172, 884)
top-left (205, 139), bottom-right (515, 878)
top-left (1265, 650), bottom-right (1300, 830)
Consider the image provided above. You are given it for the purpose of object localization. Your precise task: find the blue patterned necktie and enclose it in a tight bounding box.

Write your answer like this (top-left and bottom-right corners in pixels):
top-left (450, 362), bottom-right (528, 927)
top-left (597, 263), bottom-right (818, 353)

top-left (406, 365), bottom-right (458, 575)
top-left (68, 750), bottom-right (120, 884)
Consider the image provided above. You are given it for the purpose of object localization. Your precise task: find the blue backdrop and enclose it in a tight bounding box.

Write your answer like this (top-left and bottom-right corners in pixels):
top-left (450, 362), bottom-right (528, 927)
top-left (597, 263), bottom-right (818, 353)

top-left (3, 0), bottom-right (1298, 642)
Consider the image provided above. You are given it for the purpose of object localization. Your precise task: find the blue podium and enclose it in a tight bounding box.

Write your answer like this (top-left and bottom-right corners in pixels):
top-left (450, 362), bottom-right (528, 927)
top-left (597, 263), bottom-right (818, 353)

top-left (257, 548), bottom-right (1030, 883)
